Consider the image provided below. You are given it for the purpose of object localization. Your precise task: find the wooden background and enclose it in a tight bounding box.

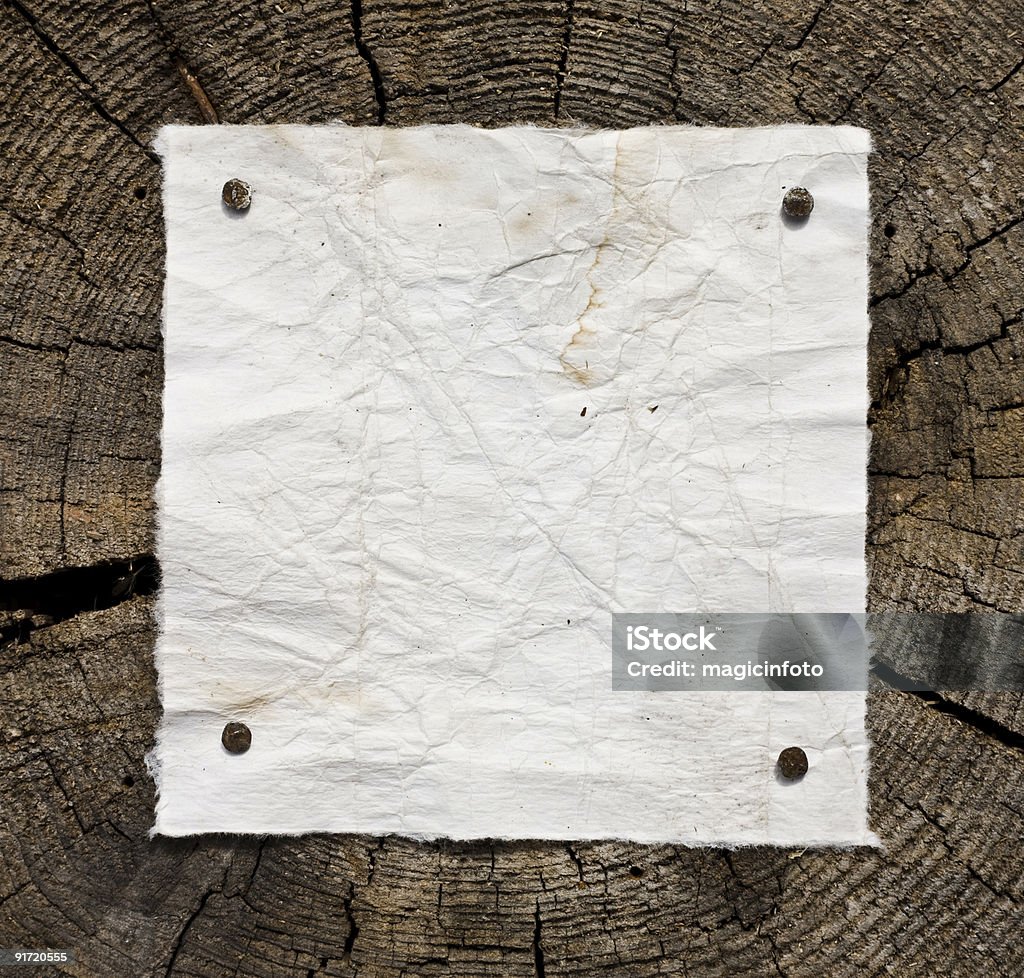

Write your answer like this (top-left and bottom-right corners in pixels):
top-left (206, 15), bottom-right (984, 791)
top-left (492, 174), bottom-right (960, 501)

top-left (2, 1), bottom-right (1023, 974)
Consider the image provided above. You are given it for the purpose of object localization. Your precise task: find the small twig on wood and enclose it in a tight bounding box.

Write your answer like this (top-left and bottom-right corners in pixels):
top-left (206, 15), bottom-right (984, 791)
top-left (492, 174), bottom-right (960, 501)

top-left (174, 56), bottom-right (219, 124)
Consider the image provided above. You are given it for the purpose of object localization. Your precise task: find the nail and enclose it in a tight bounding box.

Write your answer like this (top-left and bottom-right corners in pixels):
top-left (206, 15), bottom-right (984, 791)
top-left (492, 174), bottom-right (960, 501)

top-left (222, 179), bottom-right (252, 211)
top-left (782, 187), bottom-right (814, 220)
top-left (777, 746), bottom-right (808, 780)
top-left (222, 721), bottom-right (252, 754)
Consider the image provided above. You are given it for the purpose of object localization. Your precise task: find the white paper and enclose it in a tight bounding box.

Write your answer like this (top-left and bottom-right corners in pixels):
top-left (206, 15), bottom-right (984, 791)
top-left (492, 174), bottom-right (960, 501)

top-left (152, 124), bottom-right (876, 845)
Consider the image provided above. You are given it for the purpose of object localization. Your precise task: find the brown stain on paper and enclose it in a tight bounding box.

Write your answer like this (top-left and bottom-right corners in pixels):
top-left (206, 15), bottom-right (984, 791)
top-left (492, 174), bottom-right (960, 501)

top-left (559, 297), bottom-right (601, 386)
top-left (557, 136), bottom-right (625, 388)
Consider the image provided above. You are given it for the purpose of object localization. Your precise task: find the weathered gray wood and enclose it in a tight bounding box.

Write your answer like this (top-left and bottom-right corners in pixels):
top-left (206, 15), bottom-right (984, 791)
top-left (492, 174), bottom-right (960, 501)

top-left (2, 0), bottom-right (1023, 974)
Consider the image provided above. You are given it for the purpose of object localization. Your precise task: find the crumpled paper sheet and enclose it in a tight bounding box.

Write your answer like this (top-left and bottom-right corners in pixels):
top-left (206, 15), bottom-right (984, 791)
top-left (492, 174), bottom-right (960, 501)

top-left (151, 124), bottom-right (876, 845)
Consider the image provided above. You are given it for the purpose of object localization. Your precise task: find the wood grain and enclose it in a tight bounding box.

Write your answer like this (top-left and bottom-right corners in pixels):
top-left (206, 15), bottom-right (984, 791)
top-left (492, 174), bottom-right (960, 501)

top-left (2, 0), bottom-right (1022, 974)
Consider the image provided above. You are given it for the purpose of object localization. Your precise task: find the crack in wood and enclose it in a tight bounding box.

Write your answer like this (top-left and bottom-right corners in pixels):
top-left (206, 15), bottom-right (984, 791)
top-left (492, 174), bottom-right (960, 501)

top-left (6, 0), bottom-right (159, 163)
top-left (532, 898), bottom-right (546, 977)
top-left (0, 554), bottom-right (158, 646)
top-left (784, 0), bottom-right (832, 52)
top-left (163, 884), bottom-right (220, 978)
top-left (871, 212), bottom-right (1024, 309)
top-left (351, 0), bottom-right (386, 124)
top-left (873, 661), bottom-right (1024, 753)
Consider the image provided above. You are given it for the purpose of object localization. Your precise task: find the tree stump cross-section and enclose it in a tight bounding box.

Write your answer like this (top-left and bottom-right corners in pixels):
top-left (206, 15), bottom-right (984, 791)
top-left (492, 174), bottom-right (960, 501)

top-left (2, 1), bottom-right (1023, 975)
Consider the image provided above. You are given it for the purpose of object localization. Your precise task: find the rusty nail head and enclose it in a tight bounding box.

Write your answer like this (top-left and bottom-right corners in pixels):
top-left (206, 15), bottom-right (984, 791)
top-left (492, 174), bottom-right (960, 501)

top-left (777, 746), bottom-right (808, 780)
top-left (222, 721), bottom-right (252, 754)
top-left (782, 187), bottom-right (814, 220)
top-left (222, 179), bottom-right (252, 211)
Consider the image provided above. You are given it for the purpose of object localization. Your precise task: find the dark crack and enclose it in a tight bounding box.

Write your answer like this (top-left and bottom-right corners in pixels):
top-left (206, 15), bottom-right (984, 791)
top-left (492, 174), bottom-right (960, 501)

top-left (871, 212), bottom-right (1024, 309)
top-left (831, 39), bottom-right (907, 124)
top-left (785, 0), bottom-right (831, 52)
top-left (6, 0), bottom-right (159, 163)
top-left (873, 661), bottom-right (1024, 753)
top-left (0, 554), bottom-right (159, 646)
top-left (565, 843), bottom-right (584, 882)
top-left (985, 51), bottom-right (1024, 94)
top-left (351, 0), bottom-right (386, 124)
top-left (532, 898), bottom-right (546, 978)
top-left (341, 882), bottom-right (360, 964)
top-left (163, 884), bottom-right (220, 978)
top-left (729, 36), bottom-right (776, 77)
top-left (870, 315), bottom-right (1015, 415)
